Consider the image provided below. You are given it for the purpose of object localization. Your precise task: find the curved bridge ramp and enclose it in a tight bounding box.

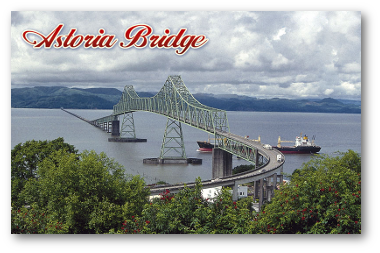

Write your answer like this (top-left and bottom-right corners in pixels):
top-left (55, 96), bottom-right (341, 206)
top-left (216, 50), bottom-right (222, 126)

top-left (91, 75), bottom-right (285, 203)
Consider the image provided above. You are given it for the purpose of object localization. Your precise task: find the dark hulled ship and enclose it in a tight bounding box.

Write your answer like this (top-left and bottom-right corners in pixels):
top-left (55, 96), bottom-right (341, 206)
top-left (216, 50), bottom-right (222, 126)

top-left (273, 134), bottom-right (321, 154)
top-left (196, 134), bottom-right (321, 154)
top-left (196, 140), bottom-right (214, 152)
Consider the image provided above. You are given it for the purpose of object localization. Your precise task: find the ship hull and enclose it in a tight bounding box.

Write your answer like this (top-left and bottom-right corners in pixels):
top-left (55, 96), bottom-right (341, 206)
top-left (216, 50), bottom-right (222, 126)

top-left (273, 146), bottom-right (321, 154)
top-left (197, 141), bottom-right (214, 152)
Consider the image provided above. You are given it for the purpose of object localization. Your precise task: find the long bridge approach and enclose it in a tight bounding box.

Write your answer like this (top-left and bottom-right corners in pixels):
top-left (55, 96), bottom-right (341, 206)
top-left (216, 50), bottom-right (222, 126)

top-left (84, 75), bottom-right (285, 208)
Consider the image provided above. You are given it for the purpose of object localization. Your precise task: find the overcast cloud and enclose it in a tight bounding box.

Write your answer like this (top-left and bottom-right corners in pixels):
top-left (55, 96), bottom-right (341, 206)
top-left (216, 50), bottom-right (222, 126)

top-left (11, 11), bottom-right (361, 100)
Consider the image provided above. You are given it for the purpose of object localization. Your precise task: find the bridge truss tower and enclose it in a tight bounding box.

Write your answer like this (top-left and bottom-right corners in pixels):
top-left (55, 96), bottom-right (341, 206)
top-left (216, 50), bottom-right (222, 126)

top-left (159, 118), bottom-right (187, 160)
top-left (120, 112), bottom-right (136, 139)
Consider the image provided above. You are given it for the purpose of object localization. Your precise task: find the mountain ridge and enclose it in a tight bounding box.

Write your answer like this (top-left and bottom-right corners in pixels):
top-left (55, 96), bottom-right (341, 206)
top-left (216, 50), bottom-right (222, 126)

top-left (11, 86), bottom-right (361, 113)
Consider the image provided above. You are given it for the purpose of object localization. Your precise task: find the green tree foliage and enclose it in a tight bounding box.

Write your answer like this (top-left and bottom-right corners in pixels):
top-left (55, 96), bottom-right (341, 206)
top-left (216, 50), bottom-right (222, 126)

top-left (232, 164), bottom-right (254, 175)
top-left (253, 150), bottom-right (361, 234)
top-left (11, 139), bottom-right (150, 234)
top-left (11, 204), bottom-right (69, 234)
top-left (12, 139), bottom-right (361, 234)
top-left (115, 178), bottom-right (255, 234)
top-left (11, 138), bottom-right (77, 207)
top-left (114, 151), bottom-right (361, 234)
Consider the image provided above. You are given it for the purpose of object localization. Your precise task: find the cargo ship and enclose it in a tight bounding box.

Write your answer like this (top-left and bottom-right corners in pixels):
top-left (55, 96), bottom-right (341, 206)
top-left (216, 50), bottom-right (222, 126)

top-left (197, 135), bottom-right (254, 152)
top-left (197, 134), bottom-right (320, 154)
top-left (273, 134), bottom-right (321, 154)
top-left (196, 140), bottom-right (214, 152)
top-left (197, 134), bottom-right (218, 152)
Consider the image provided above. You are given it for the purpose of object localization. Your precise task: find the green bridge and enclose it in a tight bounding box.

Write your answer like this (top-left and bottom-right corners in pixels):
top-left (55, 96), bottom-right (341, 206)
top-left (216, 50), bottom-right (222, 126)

top-left (87, 75), bottom-right (285, 207)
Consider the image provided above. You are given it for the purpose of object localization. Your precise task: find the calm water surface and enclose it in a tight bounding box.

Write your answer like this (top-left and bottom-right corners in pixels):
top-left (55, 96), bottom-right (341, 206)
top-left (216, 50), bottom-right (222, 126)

top-left (11, 109), bottom-right (361, 184)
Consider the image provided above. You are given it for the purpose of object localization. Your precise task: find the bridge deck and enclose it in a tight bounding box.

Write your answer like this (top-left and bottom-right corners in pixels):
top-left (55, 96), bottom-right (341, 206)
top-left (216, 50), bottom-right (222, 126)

top-left (149, 133), bottom-right (284, 195)
top-left (89, 75), bottom-right (285, 196)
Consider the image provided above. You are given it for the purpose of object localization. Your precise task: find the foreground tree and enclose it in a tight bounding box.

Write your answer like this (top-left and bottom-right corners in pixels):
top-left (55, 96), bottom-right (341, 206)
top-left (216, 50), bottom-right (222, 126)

top-left (11, 204), bottom-right (69, 234)
top-left (11, 138), bottom-right (77, 207)
top-left (12, 139), bottom-right (150, 234)
top-left (22, 150), bottom-right (150, 233)
top-left (254, 150), bottom-right (361, 234)
top-left (114, 150), bottom-right (361, 234)
top-left (12, 139), bottom-right (361, 234)
top-left (115, 178), bottom-right (255, 234)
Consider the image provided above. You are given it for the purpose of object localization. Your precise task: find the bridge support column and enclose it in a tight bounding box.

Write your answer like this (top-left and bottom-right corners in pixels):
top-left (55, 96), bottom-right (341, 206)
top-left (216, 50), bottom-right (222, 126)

top-left (278, 173), bottom-right (284, 186)
top-left (266, 178), bottom-right (272, 202)
top-left (109, 112), bottom-right (147, 143)
top-left (212, 148), bottom-right (232, 179)
top-left (259, 178), bottom-right (264, 210)
top-left (273, 173), bottom-right (277, 194)
top-left (107, 121), bottom-right (112, 133)
top-left (232, 181), bottom-right (239, 201)
top-left (254, 180), bottom-right (259, 201)
top-left (253, 179), bottom-right (264, 210)
top-left (111, 116), bottom-right (120, 137)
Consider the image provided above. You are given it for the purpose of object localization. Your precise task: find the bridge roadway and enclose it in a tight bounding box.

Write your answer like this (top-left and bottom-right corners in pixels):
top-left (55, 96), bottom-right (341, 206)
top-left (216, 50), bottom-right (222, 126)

top-left (91, 111), bottom-right (285, 198)
top-left (149, 129), bottom-right (285, 198)
top-left (88, 75), bottom-right (285, 201)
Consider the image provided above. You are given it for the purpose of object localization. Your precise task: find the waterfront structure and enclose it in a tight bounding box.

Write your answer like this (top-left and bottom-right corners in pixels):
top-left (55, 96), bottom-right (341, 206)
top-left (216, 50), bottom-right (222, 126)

top-left (65, 75), bottom-right (285, 209)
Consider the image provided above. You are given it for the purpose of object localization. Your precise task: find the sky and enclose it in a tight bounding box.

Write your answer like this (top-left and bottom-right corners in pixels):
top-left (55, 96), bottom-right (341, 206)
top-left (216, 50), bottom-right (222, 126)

top-left (11, 11), bottom-right (361, 100)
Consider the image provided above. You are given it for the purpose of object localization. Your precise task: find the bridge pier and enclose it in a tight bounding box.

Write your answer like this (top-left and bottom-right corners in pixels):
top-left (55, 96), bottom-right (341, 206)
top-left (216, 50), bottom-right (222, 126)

top-left (212, 148), bottom-right (232, 179)
top-left (232, 181), bottom-right (239, 201)
top-left (108, 112), bottom-right (147, 142)
top-left (106, 121), bottom-right (112, 133)
top-left (111, 118), bottom-right (120, 137)
top-left (259, 179), bottom-right (264, 210)
top-left (251, 172), bottom-right (284, 210)
top-left (143, 117), bottom-right (201, 165)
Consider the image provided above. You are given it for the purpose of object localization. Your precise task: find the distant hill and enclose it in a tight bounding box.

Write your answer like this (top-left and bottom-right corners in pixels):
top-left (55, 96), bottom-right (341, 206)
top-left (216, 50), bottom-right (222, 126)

top-left (11, 86), bottom-right (361, 113)
top-left (11, 86), bottom-right (122, 109)
top-left (193, 94), bottom-right (360, 113)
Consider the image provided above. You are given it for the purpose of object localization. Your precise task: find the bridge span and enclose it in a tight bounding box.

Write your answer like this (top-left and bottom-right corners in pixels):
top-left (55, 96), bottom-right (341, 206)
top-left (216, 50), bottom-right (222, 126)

top-left (85, 75), bottom-right (285, 208)
top-left (149, 130), bottom-right (284, 207)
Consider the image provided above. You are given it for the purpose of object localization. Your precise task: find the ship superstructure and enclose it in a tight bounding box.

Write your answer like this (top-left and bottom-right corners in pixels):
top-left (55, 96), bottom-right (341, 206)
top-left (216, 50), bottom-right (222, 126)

top-left (273, 134), bottom-right (321, 154)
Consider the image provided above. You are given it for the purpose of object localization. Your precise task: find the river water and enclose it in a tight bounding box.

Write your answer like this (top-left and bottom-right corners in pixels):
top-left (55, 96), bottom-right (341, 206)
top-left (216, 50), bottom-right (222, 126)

top-left (11, 108), bottom-right (361, 184)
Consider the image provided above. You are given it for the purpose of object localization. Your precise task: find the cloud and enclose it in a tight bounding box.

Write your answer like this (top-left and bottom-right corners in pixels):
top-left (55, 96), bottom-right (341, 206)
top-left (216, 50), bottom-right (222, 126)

top-left (11, 11), bottom-right (361, 100)
top-left (341, 62), bottom-right (361, 73)
top-left (273, 27), bottom-right (286, 41)
top-left (324, 88), bottom-right (334, 96)
top-left (340, 81), bottom-right (361, 96)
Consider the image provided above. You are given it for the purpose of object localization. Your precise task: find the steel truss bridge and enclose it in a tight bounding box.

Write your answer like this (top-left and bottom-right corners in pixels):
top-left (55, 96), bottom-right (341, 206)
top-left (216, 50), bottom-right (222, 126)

top-left (89, 75), bottom-right (284, 205)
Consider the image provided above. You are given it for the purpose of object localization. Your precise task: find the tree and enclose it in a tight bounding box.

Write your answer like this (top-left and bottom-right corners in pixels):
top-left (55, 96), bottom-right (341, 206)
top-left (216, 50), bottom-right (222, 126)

top-left (11, 138), bottom-right (77, 207)
top-left (253, 150), bottom-right (361, 234)
top-left (11, 204), bottom-right (69, 234)
top-left (116, 178), bottom-right (255, 234)
top-left (232, 164), bottom-right (254, 175)
top-left (16, 149), bottom-right (150, 234)
top-left (12, 138), bottom-right (361, 234)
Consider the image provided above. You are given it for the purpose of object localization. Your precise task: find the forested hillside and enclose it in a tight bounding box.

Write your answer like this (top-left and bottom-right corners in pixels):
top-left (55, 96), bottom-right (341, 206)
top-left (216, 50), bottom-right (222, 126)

top-left (11, 86), bottom-right (361, 113)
